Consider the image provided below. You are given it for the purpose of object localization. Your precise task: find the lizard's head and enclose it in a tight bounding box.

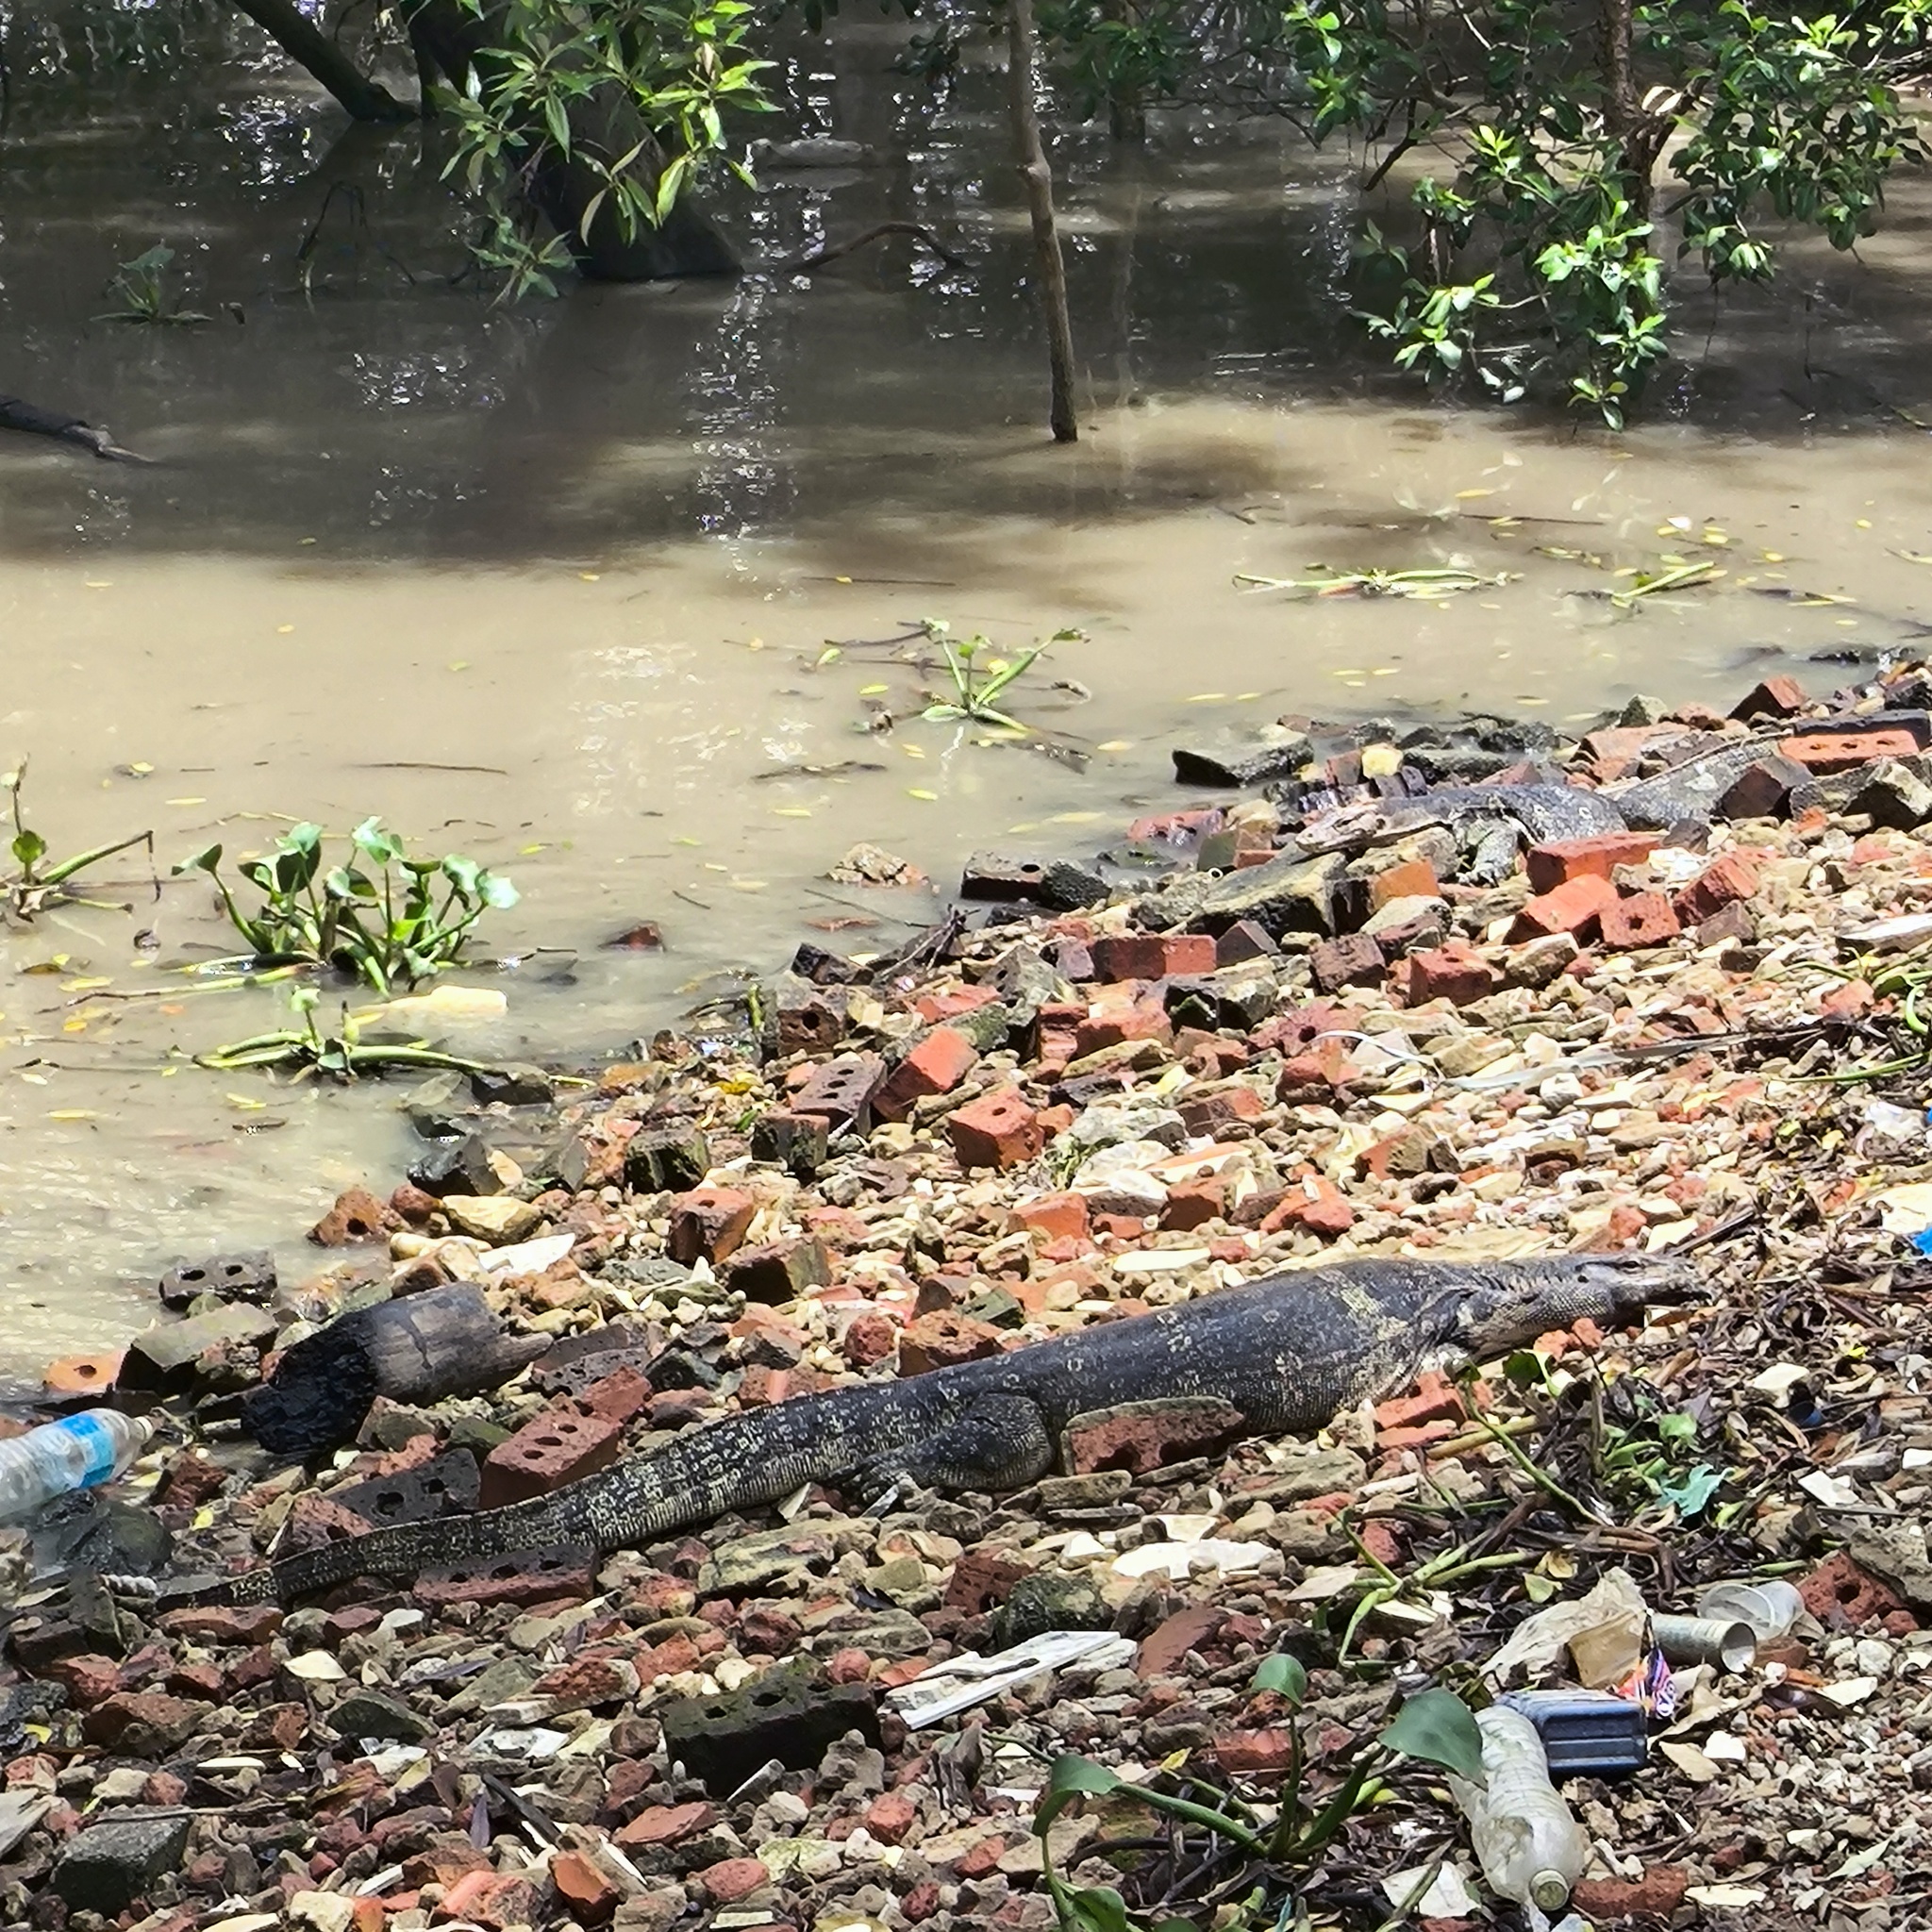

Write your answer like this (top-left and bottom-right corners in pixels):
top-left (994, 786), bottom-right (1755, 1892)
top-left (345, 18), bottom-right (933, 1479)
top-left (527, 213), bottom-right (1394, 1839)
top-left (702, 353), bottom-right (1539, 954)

top-left (1447, 1250), bottom-right (1702, 1359)
top-left (1294, 800), bottom-right (1394, 854)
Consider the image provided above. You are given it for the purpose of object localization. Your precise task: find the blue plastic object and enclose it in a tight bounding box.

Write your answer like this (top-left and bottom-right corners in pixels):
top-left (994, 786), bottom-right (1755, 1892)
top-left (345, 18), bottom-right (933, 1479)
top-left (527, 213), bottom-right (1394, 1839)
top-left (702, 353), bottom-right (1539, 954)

top-left (1497, 1689), bottom-right (1648, 1778)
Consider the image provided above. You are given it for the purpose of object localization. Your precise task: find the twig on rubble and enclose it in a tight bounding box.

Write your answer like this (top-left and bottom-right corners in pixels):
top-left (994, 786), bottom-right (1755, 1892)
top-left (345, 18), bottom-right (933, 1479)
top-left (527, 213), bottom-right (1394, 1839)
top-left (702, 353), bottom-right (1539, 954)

top-left (1469, 1411), bottom-right (1608, 1524)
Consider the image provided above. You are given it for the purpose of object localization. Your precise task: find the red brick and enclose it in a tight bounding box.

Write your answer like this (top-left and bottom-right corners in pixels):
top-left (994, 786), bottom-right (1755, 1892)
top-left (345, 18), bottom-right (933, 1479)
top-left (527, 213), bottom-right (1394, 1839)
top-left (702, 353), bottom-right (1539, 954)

top-left (665, 1186), bottom-right (756, 1265)
top-left (1822, 979), bottom-right (1874, 1018)
top-left (1011, 1191), bottom-right (1090, 1241)
top-left (1598, 891), bottom-right (1681, 950)
top-left (1799, 1551), bottom-right (1905, 1629)
top-left (42, 1654), bottom-right (121, 1707)
top-left (1720, 754), bottom-right (1812, 821)
top-left (1139, 1604), bottom-right (1224, 1678)
top-left (912, 985), bottom-right (1000, 1024)
top-left (1368, 858), bottom-right (1440, 908)
top-left (1161, 1176), bottom-right (1227, 1231)
top-left (1091, 932), bottom-right (1216, 981)
top-left (391, 1181), bottom-right (440, 1225)
top-left (1177, 1086), bottom-right (1268, 1139)
top-left (1065, 1396), bottom-right (1242, 1475)
top-left (721, 1236), bottom-right (831, 1303)
top-left (1074, 991), bottom-right (1174, 1056)
top-left (1406, 941), bottom-right (1502, 1007)
top-left (1581, 724), bottom-right (1674, 764)
top-left (898, 1310), bottom-right (1005, 1375)
top-left (42, 1351), bottom-right (123, 1399)
top-left (1260, 1177), bottom-right (1355, 1240)
top-left (944, 1546), bottom-right (1033, 1612)
top-left (1672, 851), bottom-right (1761, 924)
top-left (1374, 1370), bottom-right (1465, 1433)
top-left (82, 1690), bottom-right (208, 1752)
top-left (864, 1790), bottom-right (919, 1844)
top-left (697, 1857), bottom-right (772, 1904)
top-left (947, 1089), bottom-right (1044, 1170)
top-left (154, 1450), bottom-right (228, 1510)
top-left (434, 1870), bottom-right (541, 1928)
top-left (615, 1801), bottom-right (720, 1850)
top-left (1510, 872), bottom-right (1618, 942)
top-left (1573, 1868), bottom-right (1691, 1920)
top-left (841, 1312), bottom-right (898, 1368)
top-left (1779, 727), bottom-right (1922, 773)
top-left (480, 1407), bottom-right (624, 1507)
top-left (308, 1186), bottom-right (397, 1246)
top-left (576, 1363), bottom-right (652, 1424)
top-left (551, 1849), bottom-right (621, 1924)
top-left (903, 1880), bottom-right (942, 1922)
top-left (874, 1026), bottom-right (980, 1122)
top-left (1731, 675), bottom-right (1807, 720)
top-left (1307, 932), bottom-right (1384, 992)
top-left (1524, 832), bottom-right (1661, 895)
top-left (158, 1602), bottom-right (284, 1646)
top-left (1213, 1728), bottom-right (1295, 1776)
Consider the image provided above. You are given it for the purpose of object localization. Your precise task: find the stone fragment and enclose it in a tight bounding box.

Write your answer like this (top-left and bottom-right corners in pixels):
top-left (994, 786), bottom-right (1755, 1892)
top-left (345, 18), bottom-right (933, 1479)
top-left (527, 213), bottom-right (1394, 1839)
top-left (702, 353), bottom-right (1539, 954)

top-left (441, 1193), bottom-right (541, 1244)
top-left (52, 1814), bottom-right (192, 1914)
top-left (333, 1687), bottom-right (435, 1743)
top-left (118, 1303), bottom-right (277, 1392)
top-left (1846, 757), bottom-right (1932, 829)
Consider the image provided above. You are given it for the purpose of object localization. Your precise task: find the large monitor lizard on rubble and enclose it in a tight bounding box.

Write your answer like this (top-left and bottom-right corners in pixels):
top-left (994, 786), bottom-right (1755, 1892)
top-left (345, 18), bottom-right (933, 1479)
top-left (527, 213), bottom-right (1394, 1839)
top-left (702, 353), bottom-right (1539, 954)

top-left (158, 1251), bottom-right (1694, 1605)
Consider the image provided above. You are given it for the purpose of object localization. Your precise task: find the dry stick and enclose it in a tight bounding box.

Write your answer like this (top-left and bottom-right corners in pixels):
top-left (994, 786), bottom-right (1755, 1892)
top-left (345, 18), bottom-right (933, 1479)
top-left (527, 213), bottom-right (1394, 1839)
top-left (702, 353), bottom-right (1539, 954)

top-left (1006, 0), bottom-right (1078, 443)
top-left (770, 223), bottom-right (970, 275)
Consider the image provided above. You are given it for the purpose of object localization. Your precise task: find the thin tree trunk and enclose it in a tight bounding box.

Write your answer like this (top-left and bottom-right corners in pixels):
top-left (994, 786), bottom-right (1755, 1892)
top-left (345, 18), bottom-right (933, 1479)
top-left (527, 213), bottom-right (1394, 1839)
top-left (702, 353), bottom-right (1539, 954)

top-left (1598, 0), bottom-right (1657, 217)
top-left (225, 0), bottom-right (414, 123)
top-left (1007, 0), bottom-right (1079, 443)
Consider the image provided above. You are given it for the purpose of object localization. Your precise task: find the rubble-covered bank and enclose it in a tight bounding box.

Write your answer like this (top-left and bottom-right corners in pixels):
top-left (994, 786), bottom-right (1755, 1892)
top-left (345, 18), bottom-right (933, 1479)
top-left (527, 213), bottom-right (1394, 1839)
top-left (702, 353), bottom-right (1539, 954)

top-left (14, 667), bottom-right (1932, 1932)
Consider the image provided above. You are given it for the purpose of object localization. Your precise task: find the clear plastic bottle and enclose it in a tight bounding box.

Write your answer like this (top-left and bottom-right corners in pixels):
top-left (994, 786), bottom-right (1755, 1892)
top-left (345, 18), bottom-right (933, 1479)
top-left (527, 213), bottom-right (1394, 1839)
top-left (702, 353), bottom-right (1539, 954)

top-left (0, 1412), bottom-right (152, 1522)
top-left (1448, 1704), bottom-right (1590, 1912)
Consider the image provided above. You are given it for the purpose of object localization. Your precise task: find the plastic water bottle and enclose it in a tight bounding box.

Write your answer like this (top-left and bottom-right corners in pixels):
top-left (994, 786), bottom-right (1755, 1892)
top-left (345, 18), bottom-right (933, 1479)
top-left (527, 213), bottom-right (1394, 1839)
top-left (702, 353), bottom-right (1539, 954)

top-left (1449, 1705), bottom-right (1590, 1912)
top-left (0, 1412), bottom-right (153, 1522)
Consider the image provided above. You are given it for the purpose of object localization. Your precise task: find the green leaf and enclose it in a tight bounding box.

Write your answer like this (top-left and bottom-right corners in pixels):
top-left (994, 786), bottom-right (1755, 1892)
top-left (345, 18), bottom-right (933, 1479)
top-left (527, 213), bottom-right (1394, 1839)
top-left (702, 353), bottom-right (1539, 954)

top-left (173, 843), bottom-right (223, 875)
top-left (1379, 1689), bottom-right (1486, 1783)
top-left (1034, 1755), bottom-right (1120, 1836)
top-left (479, 873), bottom-right (519, 910)
top-left (1251, 1654), bottom-right (1307, 1705)
top-left (1655, 1463), bottom-right (1723, 1515)
top-left (1062, 1887), bottom-right (1129, 1932)
top-left (441, 855), bottom-right (482, 898)
top-left (11, 828), bottom-right (47, 871)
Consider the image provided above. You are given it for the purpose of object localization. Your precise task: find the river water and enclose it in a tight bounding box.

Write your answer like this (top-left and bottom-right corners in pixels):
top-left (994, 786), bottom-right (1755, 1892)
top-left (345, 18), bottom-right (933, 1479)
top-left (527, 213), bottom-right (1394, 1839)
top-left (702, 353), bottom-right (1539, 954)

top-left (3, 6), bottom-right (1932, 1382)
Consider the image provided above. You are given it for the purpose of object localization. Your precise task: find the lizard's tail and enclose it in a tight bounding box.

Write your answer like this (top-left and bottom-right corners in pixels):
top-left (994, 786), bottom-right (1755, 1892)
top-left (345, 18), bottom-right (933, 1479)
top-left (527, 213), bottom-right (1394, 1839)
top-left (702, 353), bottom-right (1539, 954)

top-left (210, 1378), bottom-right (941, 1604)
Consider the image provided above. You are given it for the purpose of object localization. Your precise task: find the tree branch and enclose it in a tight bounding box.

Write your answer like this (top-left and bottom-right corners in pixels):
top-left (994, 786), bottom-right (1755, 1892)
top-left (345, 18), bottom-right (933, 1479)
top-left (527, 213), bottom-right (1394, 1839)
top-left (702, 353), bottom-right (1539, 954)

top-left (225, 0), bottom-right (414, 123)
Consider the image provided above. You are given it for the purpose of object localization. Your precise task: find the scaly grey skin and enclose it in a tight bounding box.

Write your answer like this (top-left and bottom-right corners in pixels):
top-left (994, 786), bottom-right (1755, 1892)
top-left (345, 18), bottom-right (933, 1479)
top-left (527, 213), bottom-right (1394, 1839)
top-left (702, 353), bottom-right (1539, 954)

top-left (183, 1251), bottom-right (1694, 1605)
top-left (1298, 783), bottom-right (1627, 856)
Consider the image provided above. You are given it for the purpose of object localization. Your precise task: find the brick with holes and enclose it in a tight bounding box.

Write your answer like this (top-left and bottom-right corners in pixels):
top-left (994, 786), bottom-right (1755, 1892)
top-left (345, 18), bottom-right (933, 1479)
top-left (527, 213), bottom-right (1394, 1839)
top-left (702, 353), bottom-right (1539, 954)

top-left (480, 1408), bottom-right (625, 1508)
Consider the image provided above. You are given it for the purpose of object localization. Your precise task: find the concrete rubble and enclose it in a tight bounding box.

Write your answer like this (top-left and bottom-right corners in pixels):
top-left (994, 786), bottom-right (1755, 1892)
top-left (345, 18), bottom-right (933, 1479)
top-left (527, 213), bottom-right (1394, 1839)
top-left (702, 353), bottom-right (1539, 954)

top-left (13, 663), bottom-right (1932, 1931)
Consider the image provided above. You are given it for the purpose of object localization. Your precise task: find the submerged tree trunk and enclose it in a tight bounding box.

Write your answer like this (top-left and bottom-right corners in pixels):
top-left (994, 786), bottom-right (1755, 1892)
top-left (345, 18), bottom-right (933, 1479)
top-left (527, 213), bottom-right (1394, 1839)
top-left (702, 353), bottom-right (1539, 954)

top-left (1007, 0), bottom-right (1079, 443)
top-left (403, 0), bottom-right (739, 280)
top-left (225, 0), bottom-right (414, 123)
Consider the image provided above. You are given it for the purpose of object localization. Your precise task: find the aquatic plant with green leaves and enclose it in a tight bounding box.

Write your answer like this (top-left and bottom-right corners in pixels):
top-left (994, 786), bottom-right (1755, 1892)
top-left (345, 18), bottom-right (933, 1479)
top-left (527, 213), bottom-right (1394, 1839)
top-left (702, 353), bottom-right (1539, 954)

top-left (919, 618), bottom-right (1074, 731)
top-left (1032, 1663), bottom-right (1485, 1932)
top-left (196, 984), bottom-right (493, 1080)
top-left (175, 819), bottom-right (517, 992)
top-left (96, 244), bottom-right (210, 325)
top-left (3, 764), bottom-right (155, 919)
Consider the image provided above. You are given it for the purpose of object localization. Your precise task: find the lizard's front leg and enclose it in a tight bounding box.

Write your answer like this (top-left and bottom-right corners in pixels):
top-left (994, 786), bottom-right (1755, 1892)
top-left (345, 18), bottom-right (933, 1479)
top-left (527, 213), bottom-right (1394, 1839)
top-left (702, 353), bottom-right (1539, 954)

top-left (847, 1393), bottom-right (1055, 1504)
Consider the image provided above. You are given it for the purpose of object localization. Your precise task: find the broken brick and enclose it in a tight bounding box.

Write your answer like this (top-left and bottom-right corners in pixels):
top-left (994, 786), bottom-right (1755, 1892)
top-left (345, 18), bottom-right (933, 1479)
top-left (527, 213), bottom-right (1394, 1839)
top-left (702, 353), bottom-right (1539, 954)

top-left (1672, 851), bottom-right (1761, 925)
top-left (873, 1026), bottom-right (980, 1122)
top-left (1598, 891), bottom-right (1681, 950)
top-left (1367, 858), bottom-right (1440, 908)
top-left (1405, 941), bottom-right (1502, 1007)
top-left (1524, 832), bottom-right (1661, 895)
top-left (1799, 1552), bottom-right (1905, 1629)
top-left (1510, 872), bottom-right (1619, 942)
top-left (947, 1090), bottom-right (1044, 1170)
top-left (1307, 932), bottom-right (1385, 992)
top-left (1064, 1395), bottom-right (1244, 1475)
top-left (898, 1310), bottom-right (1006, 1376)
top-left (1090, 932), bottom-right (1217, 980)
top-left (308, 1187), bottom-right (396, 1247)
top-left (1011, 1192), bottom-right (1090, 1242)
top-left (665, 1186), bottom-right (757, 1265)
top-left (722, 1236), bottom-right (831, 1304)
top-left (1730, 675), bottom-right (1807, 720)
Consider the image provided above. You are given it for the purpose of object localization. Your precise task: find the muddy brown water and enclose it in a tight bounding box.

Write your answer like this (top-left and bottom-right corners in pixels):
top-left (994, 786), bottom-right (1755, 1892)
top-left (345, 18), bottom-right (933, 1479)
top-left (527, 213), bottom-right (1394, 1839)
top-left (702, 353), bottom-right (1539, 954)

top-left (5, 10), bottom-right (1932, 1384)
